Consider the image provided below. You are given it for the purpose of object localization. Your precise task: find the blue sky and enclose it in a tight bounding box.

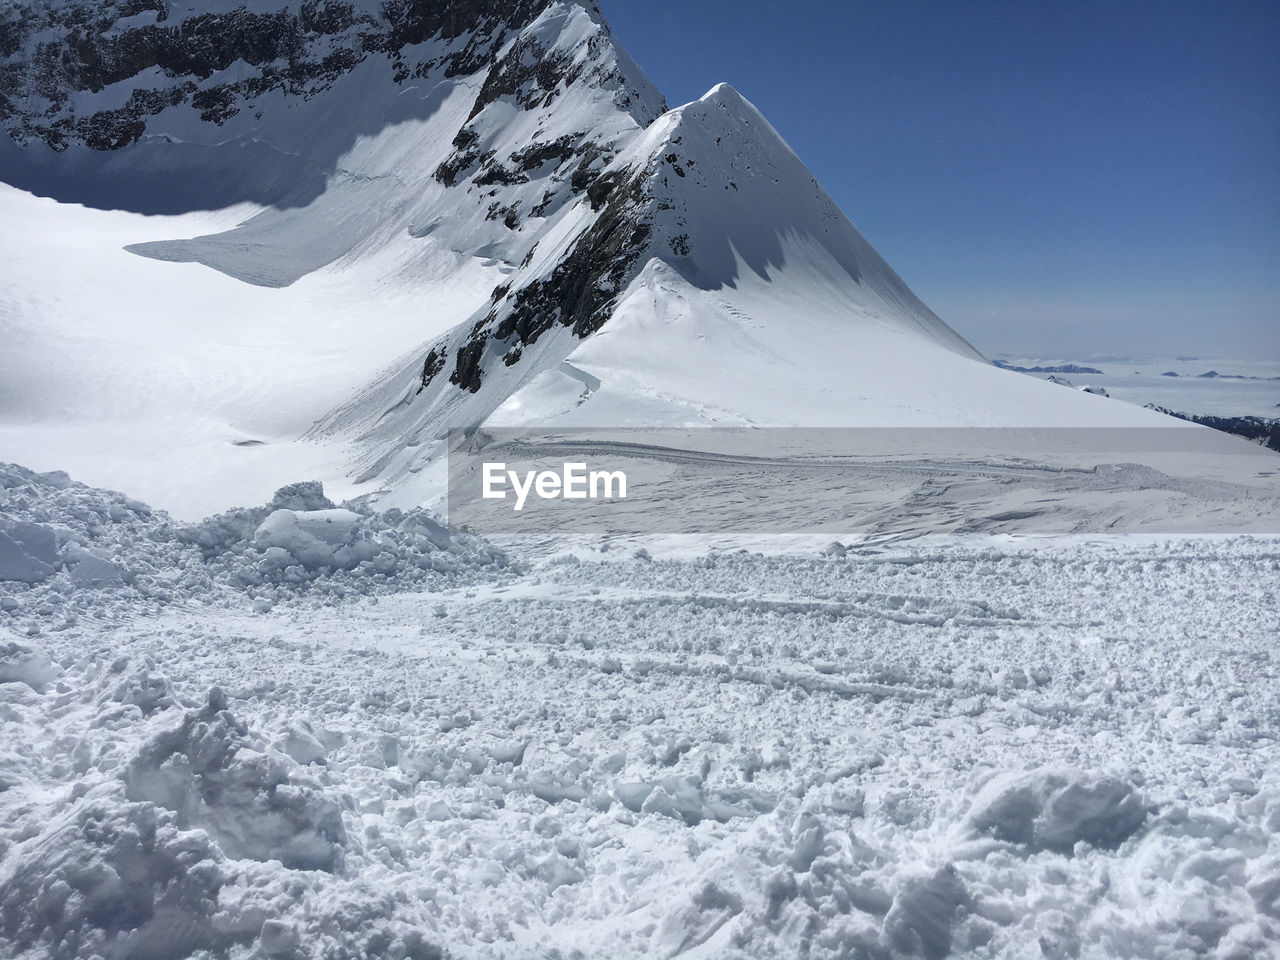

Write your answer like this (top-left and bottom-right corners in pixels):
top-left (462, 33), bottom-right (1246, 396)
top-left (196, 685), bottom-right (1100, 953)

top-left (606, 0), bottom-right (1279, 360)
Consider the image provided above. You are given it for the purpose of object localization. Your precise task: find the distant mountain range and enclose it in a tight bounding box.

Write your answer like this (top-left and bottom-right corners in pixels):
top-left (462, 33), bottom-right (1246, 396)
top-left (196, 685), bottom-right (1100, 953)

top-left (1144, 406), bottom-right (1280, 452)
top-left (993, 361), bottom-right (1104, 375)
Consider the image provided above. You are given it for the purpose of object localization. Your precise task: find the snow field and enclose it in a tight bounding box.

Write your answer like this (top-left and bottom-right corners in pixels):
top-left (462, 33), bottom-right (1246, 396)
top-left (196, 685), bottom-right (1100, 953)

top-left (3, 465), bottom-right (1280, 958)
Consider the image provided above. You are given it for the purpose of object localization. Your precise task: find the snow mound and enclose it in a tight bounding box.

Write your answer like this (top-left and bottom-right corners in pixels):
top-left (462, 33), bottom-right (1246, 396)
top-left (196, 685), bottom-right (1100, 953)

top-left (963, 768), bottom-right (1151, 853)
top-left (125, 688), bottom-right (347, 871)
top-left (0, 639), bottom-right (451, 960)
top-left (253, 508), bottom-right (370, 571)
top-left (0, 638), bottom-right (59, 690)
top-left (0, 792), bottom-right (227, 960)
top-left (0, 463), bottom-right (510, 627)
top-left (177, 480), bottom-right (505, 596)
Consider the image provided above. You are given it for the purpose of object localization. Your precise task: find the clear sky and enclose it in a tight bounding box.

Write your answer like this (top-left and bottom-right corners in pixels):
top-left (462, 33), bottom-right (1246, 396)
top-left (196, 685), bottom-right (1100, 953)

top-left (605, 0), bottom-right (1279, 360)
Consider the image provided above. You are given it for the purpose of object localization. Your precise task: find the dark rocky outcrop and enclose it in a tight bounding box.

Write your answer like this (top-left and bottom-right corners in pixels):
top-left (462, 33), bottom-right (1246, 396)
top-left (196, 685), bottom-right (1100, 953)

top-left (1145, 405), bottom-right (1280, 452)
top-left (416, 346), bottom-right (447, 394)
top-left (994, 361), bottom-right (1104, 375)
top-left (1, 1), bottom-right (558, 154)
top-left (449, 340), bottom-right (487, 393)
top-left (422, 168), bottom-right (652, 394)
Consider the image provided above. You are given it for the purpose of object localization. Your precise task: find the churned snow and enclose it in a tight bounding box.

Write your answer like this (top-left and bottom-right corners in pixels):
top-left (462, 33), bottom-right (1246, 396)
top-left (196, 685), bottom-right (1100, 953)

top-left (2, 4), bottom-right (1276, 958)
top-left (2, 461), bottom-right (1279, 959)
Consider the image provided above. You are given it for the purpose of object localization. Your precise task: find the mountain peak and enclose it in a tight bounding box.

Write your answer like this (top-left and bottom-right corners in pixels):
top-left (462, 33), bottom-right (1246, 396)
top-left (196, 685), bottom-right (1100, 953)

top-left (701, 81), bottom-right (745, 102)
top-left (0, 0), bottom-right (1165, 512)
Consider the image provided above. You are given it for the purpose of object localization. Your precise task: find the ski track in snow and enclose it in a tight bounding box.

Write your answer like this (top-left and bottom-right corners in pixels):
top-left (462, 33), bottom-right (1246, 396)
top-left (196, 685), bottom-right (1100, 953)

top-left (3, 466), bottom-right (1280, 959)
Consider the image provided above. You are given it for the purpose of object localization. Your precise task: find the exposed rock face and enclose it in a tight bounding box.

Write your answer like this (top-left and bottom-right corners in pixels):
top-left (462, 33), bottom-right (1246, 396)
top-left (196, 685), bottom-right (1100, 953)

top-left (439, 167), bottom-right (652, 393)
top-left (0, 0), bottom-right (665, 214)
top-left (1, 1), bottom-right (550, 152)
top-left (1145, 405), bottom-right (1280, 452)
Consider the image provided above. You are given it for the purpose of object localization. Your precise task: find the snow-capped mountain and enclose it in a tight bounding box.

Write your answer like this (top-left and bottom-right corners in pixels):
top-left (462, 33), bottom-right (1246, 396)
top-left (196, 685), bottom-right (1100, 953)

top-left (1, 0), bottom-right (1172, 514)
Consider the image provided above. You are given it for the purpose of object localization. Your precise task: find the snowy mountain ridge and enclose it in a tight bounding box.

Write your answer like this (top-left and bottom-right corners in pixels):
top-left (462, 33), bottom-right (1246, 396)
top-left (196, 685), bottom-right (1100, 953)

top-left (0, 0), bottom-right (662, 206)
top-left (1, 0), bottom-right (1183, 515)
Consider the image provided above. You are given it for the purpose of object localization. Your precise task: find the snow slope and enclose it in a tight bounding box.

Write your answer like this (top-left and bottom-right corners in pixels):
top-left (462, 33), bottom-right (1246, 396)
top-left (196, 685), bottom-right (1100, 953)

top-left (0, 182), bottom-right (445, 516)
top-left (0, 1), bottom-right (668, 516)
top-left (1, 0), bottom-right (1194, 519)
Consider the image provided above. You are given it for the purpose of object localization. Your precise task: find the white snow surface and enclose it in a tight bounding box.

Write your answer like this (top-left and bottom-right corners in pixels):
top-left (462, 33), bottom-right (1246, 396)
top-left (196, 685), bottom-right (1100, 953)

top-left (2, 462), bottom-right (1280, 959)
top-left (0, 0), bottom-right (668, 518)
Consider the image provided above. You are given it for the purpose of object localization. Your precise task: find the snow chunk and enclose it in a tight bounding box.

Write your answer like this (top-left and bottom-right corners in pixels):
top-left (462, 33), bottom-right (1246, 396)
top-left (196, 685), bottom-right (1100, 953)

top-left (1, 517), bottom-right (59, 564)
top-left (252, 508), bottom-right (370, 571)
top-left (124, 690), bottom-right (347, 871)
top-left (278, 724), bottom-right (328, 766)
top-left (963, 768), bottom-right (1150, 853)
top-left (268, 480), bottom-right (335, 513)
top-left (259, 918), bottom-right (302, 956)
top-left (619, 775), bottom-right (758, 825)
top-left (1248, 853), bottom-right (1280, 920)
top-left (70, 553), bottom-right (125, 587)
top-left (0, 793), bottom-right (226, 958)
top-left (108, 663), bottom-right (176, 715)
top-left (653, 880), bottom-right (743, 957)
top-left (0, 517), bottom-right (58, 582)
top-left (0, 639), bottom-right (60, 690)
top-left (397, 509), bottom-right (452, 550)
top-left (883, 864), bottom-right (971, 959)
